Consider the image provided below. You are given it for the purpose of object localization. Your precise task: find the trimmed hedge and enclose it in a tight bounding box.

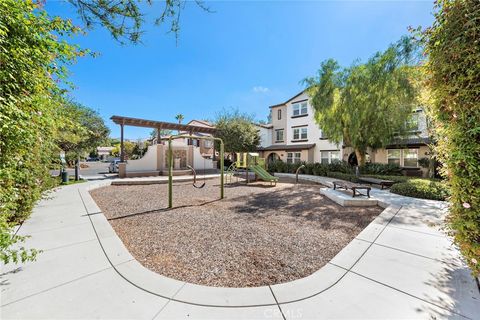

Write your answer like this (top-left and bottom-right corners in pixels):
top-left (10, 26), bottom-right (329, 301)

top-left (326, 172), bottom-right (359, 182)
top-left (360, 162), bottom-right (402, 176)
top-left (390, 179), bottom-right (450, 201)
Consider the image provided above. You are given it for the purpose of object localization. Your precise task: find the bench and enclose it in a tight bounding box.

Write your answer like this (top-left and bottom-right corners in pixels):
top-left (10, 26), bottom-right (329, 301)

top-left (358, 177), bottom-right (395, 189)
top-left (332, 180), bottom-right (371, 198)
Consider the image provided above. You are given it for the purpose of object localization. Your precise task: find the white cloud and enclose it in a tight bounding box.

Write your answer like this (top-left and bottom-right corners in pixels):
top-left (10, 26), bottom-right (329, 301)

top-left (252, 86), bottom-right (269, 93)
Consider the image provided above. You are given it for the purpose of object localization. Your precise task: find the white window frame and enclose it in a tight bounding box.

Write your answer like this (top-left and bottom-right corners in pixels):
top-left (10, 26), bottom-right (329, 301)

top-left (287, 152), bottom-right (302, 164)
top-left (403, 148), bottom-right (418, 167)
top-left (275, 129), bottom-right (284, 142)
top-left (292, 127), bottom-right (307, 141)
top-left (301, 127), bottom-right (308, 139)
top-left (387, 149), bottom-right (418, 167)
top-left (292, 101), bottom-right (308, 116)
top-left (320, 150), bottom-right (340, 164)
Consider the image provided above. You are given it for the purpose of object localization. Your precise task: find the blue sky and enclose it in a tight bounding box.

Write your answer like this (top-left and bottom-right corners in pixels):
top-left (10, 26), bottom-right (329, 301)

top-left (47, 0), bottom-right (434, 139)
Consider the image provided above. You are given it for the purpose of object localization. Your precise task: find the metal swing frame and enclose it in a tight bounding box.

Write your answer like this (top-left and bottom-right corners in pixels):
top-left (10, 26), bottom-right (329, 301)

top-left (165, 134), bottom-right (224, 208)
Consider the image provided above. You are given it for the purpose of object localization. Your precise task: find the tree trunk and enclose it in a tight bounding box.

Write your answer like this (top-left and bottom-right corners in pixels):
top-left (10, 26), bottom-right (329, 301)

top-left (355, 148), bottom-right (366, 167)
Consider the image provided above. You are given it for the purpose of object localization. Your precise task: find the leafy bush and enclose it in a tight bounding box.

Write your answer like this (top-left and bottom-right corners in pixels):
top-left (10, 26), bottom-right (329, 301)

top-left (420, 0), bottom-right (480, 275)
top-left (326, 172), bottom-right (360, 183)
top-left (390, 179), bottom-right (450, 201)
top-left (327, 160), bottom-right (354, 174)
top-left (360, 162), bottom-right (402, 176)
top-left (361, 174), bottom-right (410, 184)
top-left (0, 0), bottom-right (83, 264)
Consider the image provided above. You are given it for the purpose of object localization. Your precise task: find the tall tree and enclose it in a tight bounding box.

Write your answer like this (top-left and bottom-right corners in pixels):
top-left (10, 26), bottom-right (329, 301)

top-left (175, 113), bottom-right (184, 124)
top-left (0, 0), bottom-right (85, 263)
top-left (419, 0), bottom-right (480, 275)
top-left (304, 37), bottom-right (420, 165)
top-left (55, 100), bottom-right (110, 164)
top-left (213, 109), bottom-right (260, 153)
top-left (66, 0), bottom-right (211, 44)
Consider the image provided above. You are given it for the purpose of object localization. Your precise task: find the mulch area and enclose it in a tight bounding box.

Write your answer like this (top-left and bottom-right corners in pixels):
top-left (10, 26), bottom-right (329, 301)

top-left (90, 178), bottom-right (382, 287)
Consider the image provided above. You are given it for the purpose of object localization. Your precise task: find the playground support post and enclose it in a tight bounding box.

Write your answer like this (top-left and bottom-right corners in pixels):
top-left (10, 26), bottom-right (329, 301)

top-left (167, 135), bottom-right (224, 208)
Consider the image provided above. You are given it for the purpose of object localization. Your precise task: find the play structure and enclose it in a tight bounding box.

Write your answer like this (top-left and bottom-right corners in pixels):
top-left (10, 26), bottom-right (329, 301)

top-left (228, 152), bottom-right (278, 186)
top-left (166, 135), bottom-right (224, 208)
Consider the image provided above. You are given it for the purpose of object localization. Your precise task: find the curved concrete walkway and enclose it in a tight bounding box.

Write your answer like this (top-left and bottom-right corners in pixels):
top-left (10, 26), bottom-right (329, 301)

top-left (1, 175), bottom-right (479, 319)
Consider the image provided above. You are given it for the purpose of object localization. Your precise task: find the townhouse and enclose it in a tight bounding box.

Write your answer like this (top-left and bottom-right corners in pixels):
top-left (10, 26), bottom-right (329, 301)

top-left (257, 90), bottom-right (431, 176)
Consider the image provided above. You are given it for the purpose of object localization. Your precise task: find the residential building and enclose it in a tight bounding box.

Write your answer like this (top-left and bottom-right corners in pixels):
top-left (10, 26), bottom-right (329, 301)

top-left (257, 90), bottom-right (342, 165)
top-left (257, 90), bottom-right (431, 176)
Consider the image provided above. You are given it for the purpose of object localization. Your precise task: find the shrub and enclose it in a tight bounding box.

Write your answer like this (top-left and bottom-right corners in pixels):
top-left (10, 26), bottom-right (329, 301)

top-left (360, 162), bottom-right (402, 176)
top-left (361, 174), bottom-right (410, 184)
top-left (326, 172), bottom-right (360, 183)
top-left (420, 0), bottom-right (480, 274)
top-left (390, 179), bottom-right (450, 201)
top-left (327, 160), bottom-right (354, 174)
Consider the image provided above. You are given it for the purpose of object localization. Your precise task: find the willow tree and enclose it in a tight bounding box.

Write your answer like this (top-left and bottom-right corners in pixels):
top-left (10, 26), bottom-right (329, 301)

top-left (304, 37), bottom-right (420, 165)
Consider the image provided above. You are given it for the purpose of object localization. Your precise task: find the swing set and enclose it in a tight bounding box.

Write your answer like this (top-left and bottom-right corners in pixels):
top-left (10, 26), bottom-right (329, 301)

top-left (165, 134), bottom-right (225, 208)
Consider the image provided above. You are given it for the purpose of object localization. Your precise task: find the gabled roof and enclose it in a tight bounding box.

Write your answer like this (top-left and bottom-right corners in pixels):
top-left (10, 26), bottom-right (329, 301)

top-left (269, 90), bottom-right (306, 108)
top-left (187, 119), bottom-right (214, 128)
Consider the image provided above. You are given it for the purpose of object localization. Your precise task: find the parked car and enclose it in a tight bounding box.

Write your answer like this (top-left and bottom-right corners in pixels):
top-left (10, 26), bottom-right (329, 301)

top-left (108, 159), bottom-right (121, 173)
top-left (86, 157), bottom-right (99, 162)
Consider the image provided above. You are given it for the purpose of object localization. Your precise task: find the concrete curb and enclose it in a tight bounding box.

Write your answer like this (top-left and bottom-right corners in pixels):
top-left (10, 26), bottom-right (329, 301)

top-left (79, 177), bottom-right (400, 308)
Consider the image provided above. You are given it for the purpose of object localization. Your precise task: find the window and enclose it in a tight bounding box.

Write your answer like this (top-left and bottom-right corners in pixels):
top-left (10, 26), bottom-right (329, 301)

top-left (287, 152), bottom-right (302, 164)
top-left (403, 149), bottom-right (418, 167)
top-left (293, 128), bottom-right (299, 140)
top-left (387, 149), bottom-right (401, 166)
top-left (277, 109), bottom-right (282, 120)
top-left (301, 127), bottom-right (308, 139)
top-left (292, 101), bottom-right (308, 116)
top-left (275, 129), bottom-right (284, 142)
top-left (388, 149), bottom-right (418, 167)
top-left (321, 150), bottom-right (340, 164)
top-left (406, 113), bottom-right (420, 131)
top-left (293, 127), bottom-right (307, 140)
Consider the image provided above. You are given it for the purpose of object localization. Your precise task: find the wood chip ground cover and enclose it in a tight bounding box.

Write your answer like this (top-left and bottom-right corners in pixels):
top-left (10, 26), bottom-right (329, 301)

top-left (90, 178), bottom-right (382, 287)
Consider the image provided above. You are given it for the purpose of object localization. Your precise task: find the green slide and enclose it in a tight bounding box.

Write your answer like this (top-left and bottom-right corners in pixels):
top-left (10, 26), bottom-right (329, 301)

top-left (250, 165), bottom-right (278, 184)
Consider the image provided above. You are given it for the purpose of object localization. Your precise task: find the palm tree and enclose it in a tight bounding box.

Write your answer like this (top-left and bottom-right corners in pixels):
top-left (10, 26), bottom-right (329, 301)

top-left (175, 113), bottom-right (184, 124)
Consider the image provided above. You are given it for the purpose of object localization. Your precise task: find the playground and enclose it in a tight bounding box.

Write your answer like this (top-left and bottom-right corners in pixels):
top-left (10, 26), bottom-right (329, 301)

top-left (89, 177), bottom-right (382, 287)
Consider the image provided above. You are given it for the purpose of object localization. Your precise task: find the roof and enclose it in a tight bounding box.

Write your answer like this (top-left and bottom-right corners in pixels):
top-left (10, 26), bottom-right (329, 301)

top-left (257, 143), bottom-right (316, 151)
top-left (269, 90), bottom-right (306, 108)
top-left (186, 119), bottom-right (214, 128)
top-left (255, 123), bottom-right (273, 129)
top-left (386, 137), bottom-right (430, 148)
top-left (110, 115), bottom-right (217, 134)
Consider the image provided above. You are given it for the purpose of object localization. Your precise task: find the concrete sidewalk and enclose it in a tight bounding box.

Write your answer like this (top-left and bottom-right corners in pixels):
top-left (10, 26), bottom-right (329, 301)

top-left (1, 175), bottom-right (479, 319)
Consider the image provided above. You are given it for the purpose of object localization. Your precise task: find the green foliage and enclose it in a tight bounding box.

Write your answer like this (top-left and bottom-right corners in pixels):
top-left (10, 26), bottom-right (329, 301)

top-left (0, 0), bottom-right (84, 264)
top-left (361, 174), bottom-right (410, 184)
top-left (419, 0), bottom-right (480, 274)
top-left (390, 179), bottom-right (450, 201)
top-left (360, 163), bottom-right (403, 175)
top-left (0, 215), bottom-right (39, 264)
top-left (67, 0), bottom-right (211, 44)
top-left (56, 100), bottom-right (110, 164)
top-left (214, 109), bottom-right (260, 153)
top-left (305, 36), bottom-right (420, 165)
top-left (326, 172), bottom-right (360, 183)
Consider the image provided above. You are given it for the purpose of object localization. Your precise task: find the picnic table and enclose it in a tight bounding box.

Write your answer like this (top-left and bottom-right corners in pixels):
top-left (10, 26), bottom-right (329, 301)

top-left (332, 180), bottom-right (371, 198)
top-left (358, 177), bottom-right (395, 189)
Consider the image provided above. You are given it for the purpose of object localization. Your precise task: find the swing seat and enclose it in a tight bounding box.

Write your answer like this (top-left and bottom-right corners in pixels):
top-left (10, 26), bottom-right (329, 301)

top-left (193, 182), bottom-right (206, 189)
top-left (187, 165), bottom-right (206, 189)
